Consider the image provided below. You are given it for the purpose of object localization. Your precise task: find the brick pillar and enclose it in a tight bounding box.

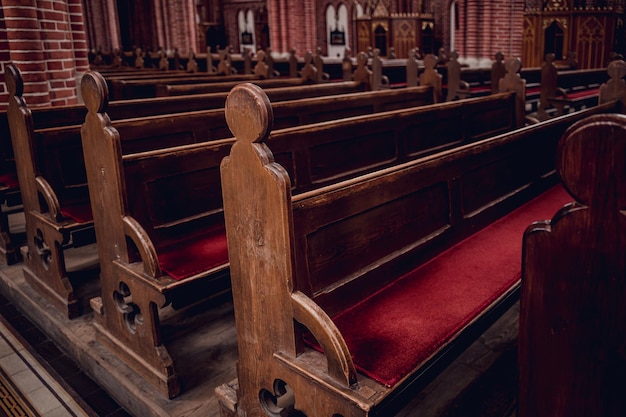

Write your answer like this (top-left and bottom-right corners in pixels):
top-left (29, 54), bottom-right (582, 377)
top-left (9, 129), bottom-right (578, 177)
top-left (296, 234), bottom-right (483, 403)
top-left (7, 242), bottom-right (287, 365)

top-left (82, 0), bottom-right (116, 55)
top-left (69, 0), bottom-right (89, 72)
top-left (0, 0), bottom-right (91, 109)
top-left (1, 0), bottom-right (50, 107)
top-left (265, 0), bottom-right (315, 56)
top-left (37, 0), bottom-right (82, 106)
top-left (466, 0), bottom-right (479, 62)
top-left (303, 0), bottom-right (316, 53)
top-left (0, 8), bottom-right (12, 106)
top-left (154, 0), bottom-right (198, 55)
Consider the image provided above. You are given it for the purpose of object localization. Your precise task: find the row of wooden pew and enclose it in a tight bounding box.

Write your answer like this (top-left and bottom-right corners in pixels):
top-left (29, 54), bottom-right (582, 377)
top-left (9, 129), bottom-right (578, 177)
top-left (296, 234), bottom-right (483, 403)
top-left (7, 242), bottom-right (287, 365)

top-left (1, 55), bottom-right (624, 414)
top-left (7, 59), bottom-right (526, 398)
top-left (216, 83), bottom-right (626, 417)
top-left (98, 46), bottom-right (615, 123)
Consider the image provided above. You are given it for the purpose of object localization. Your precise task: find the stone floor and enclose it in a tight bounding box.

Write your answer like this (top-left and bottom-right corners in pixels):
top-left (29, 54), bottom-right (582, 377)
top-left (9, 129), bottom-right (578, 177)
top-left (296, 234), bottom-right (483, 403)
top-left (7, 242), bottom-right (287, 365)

top-left (0, 251), bottom-right (519, 417)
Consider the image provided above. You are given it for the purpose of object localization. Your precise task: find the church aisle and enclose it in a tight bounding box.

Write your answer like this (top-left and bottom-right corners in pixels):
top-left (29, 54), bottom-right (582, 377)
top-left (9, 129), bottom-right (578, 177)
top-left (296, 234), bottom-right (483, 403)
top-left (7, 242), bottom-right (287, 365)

top-left (0, 292), bottom-right (131, 417)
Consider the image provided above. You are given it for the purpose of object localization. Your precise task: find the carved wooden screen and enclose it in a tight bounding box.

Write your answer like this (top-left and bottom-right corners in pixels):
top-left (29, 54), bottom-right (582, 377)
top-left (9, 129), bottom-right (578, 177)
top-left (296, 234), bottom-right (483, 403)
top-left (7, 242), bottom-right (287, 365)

top-left (544, 20), bottom-right (566, 59)
top-left (392, 18), bottom-right (416, 59)
top-left (374, 23), bottom-right (388, 56)
top-left (575, 15), bottom-right (607, 69)
top-left (523, 16), bottom-right (540, 68)
top-left (357, 20), bottom-right (371, 55)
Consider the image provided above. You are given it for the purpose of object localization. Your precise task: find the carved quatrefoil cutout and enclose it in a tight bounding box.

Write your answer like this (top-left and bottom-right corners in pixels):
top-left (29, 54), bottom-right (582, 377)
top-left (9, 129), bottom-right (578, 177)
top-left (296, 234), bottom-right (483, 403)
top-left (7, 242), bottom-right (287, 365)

top-left (33, 229), bottom-right (52, 271)
top-left (113, 282), bottom-right (144, 334)
top-left (259, 379), bottom-right (301, 416)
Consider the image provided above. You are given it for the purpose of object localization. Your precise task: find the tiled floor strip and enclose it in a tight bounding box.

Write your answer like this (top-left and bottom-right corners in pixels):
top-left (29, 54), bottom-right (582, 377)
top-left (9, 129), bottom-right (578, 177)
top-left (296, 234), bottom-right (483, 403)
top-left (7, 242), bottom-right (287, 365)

top-left (0, 319), bottom-right (91, 417)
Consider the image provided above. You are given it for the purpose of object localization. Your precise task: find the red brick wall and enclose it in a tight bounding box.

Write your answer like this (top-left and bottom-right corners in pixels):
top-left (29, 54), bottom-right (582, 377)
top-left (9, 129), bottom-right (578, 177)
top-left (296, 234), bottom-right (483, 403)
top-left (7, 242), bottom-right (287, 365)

top-left (256, 0), bottom-right (317, 56)
top-left (439, 0), bottom-right (524, 66)
top-left (154, 0), bottom-right (197, 54)
top-left (0, 0), bottom-right (89, 110)
top-left (0, 7), bottom-right (12, 106)
top-left (82, 0), bottom-right (120, 55)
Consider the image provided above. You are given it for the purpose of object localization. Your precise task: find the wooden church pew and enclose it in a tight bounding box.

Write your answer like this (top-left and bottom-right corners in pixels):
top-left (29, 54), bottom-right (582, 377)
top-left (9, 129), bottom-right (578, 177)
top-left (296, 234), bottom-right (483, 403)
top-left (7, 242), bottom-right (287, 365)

top-left (79, 75), bottom-right (523, 398)
top-left (5, 61), bottom-right (436, 320)
top-left (217, 83), bottom-right (624, 416)
top-left (538, 53), bottom-right (609, 118)
top-left (0, 54), bottom-right (526, 272)
top-left (108, 73), bottom-right (262, 100)
top-left (155, 50), bottom-right (398, 97)
top-left (518, 113), bottom-right (626, 417)
top-left (0, 57), bottom-right (382, 267)
top-left (110, 49), bottom-right (323, 100)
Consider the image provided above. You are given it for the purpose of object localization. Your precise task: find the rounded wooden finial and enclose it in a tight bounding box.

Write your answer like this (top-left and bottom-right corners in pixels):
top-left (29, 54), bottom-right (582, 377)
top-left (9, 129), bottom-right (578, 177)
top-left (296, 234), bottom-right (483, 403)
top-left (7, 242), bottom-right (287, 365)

top-left (423, 54), bottom-right (437, 70)
top-left (81, 71), bottom-right (109, 114)
top-left (607, 59), bottom-right (626, 81)
top-left (225, 83), bottom-right (273, 143)
top-left (505, 57), bottom-right (521, 74)
top-left (558, 114), bottom-right (626, 209)
top-left (356, 51), bottom-right (367, 67)
top-left (5, 63), bottom-right (23, 97)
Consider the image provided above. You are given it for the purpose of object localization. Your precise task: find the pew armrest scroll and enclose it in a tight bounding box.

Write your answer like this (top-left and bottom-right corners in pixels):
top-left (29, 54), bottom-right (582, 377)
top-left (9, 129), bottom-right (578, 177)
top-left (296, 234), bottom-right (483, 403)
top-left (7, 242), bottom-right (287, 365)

top-left (35, 176), bottom-right (62, 221)
top-left (122, 215), bottom-right (162, 278)
top-left (291, 290), bottom-right (358, 388)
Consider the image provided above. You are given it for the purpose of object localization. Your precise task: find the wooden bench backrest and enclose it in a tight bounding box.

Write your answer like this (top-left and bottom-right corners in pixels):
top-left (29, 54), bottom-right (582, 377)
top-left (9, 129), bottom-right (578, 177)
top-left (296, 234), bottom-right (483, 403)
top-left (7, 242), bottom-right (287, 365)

top-left (80, 81), bottom-right (518, 280)
top-left (108, 73), bottom-right (261, 99)
top-left (120, 143), bottom-right (231, 251)
top-left (518, 113), bottom-right (626, 417)
top-left (269, 91), bottom-right (520, 191)
top-left (4, 58), bottom-right (517, 226)
top-left (156, 77), bottom-right (318, 97)
top-left (32, 84), bottom-right (436, 210)
top-left (289, 101), bottom-right (621, 315)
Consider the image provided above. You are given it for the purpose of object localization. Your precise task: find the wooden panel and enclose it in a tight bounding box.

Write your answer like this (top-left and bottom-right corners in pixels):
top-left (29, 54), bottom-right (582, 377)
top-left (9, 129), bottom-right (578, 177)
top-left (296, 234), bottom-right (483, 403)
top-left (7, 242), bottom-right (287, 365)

top-left (404, 106), bottom-right (465, 156)
top-left (122, 143), bottom-right (231, 246)
top-left (300, 183), bottom-right (450, 297)
top-left (308, 128), bottom-right (398, 183)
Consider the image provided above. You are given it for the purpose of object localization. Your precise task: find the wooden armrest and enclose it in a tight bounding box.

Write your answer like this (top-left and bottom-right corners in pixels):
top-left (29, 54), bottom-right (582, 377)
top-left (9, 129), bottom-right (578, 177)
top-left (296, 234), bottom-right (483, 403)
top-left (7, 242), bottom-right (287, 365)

top-left (122, 215), bottom-right (162, 278)
top-left (291, 291), bottom-right (358, 388)
top-left (35, 175), bottom-right (62, 221)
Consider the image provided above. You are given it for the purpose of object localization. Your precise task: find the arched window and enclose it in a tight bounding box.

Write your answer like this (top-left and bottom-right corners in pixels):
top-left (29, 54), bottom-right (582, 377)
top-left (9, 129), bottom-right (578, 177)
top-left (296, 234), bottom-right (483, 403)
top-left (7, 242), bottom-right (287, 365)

top-left (327, 4), bottom-right (349, 58)
top-left (450, 1), bottom-right (458, 52)
top-left (238, 9), bottom-right (256, 53)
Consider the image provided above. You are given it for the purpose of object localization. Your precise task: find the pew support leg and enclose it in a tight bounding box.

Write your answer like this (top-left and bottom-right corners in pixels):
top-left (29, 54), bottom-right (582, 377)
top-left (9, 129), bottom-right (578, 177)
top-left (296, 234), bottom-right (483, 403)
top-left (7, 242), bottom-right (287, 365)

top-left (92, 261), bottom-right (179, 399)
top-left (0, 200), bottom-right (22, 265)
top-left (0, 228), bottom-right (19, 265)
top-left (219, 349), bottom-right (389, 417)
top-left (21, 212), bottom-right (82, 318)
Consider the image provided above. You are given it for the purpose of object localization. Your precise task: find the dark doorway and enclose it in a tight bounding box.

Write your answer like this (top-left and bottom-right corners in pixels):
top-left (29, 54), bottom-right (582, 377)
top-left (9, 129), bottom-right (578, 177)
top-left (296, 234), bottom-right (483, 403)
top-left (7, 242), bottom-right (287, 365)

top-left (117, 0), bottom-right (133, 51)
top-left (206, 25), bottom-right (227, 52)
top-left (374, 24), bottom-right (387, 56)
top-left (544, 21), bottom-right (565, 60)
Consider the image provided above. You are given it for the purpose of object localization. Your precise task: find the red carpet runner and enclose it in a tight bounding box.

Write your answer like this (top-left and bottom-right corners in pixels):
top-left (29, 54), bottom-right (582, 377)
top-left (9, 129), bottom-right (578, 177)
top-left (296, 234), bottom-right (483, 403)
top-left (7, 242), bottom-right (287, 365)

top-left (326, 185), bottom-right (571, 387)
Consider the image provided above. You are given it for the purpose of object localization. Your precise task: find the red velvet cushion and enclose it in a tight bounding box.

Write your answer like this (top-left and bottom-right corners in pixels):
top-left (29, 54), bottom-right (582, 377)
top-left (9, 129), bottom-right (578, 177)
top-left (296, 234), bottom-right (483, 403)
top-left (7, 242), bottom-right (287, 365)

top-left (308, 185), bottom-right (571, 387)
top-left (566, 88), bottom-right (598, 100)
top-left (158, 227), bottom-right (228, 281)
top-left (0, 172), bottom-right (19, 189)
top-left (60, 201), bottom-right (93, 223)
